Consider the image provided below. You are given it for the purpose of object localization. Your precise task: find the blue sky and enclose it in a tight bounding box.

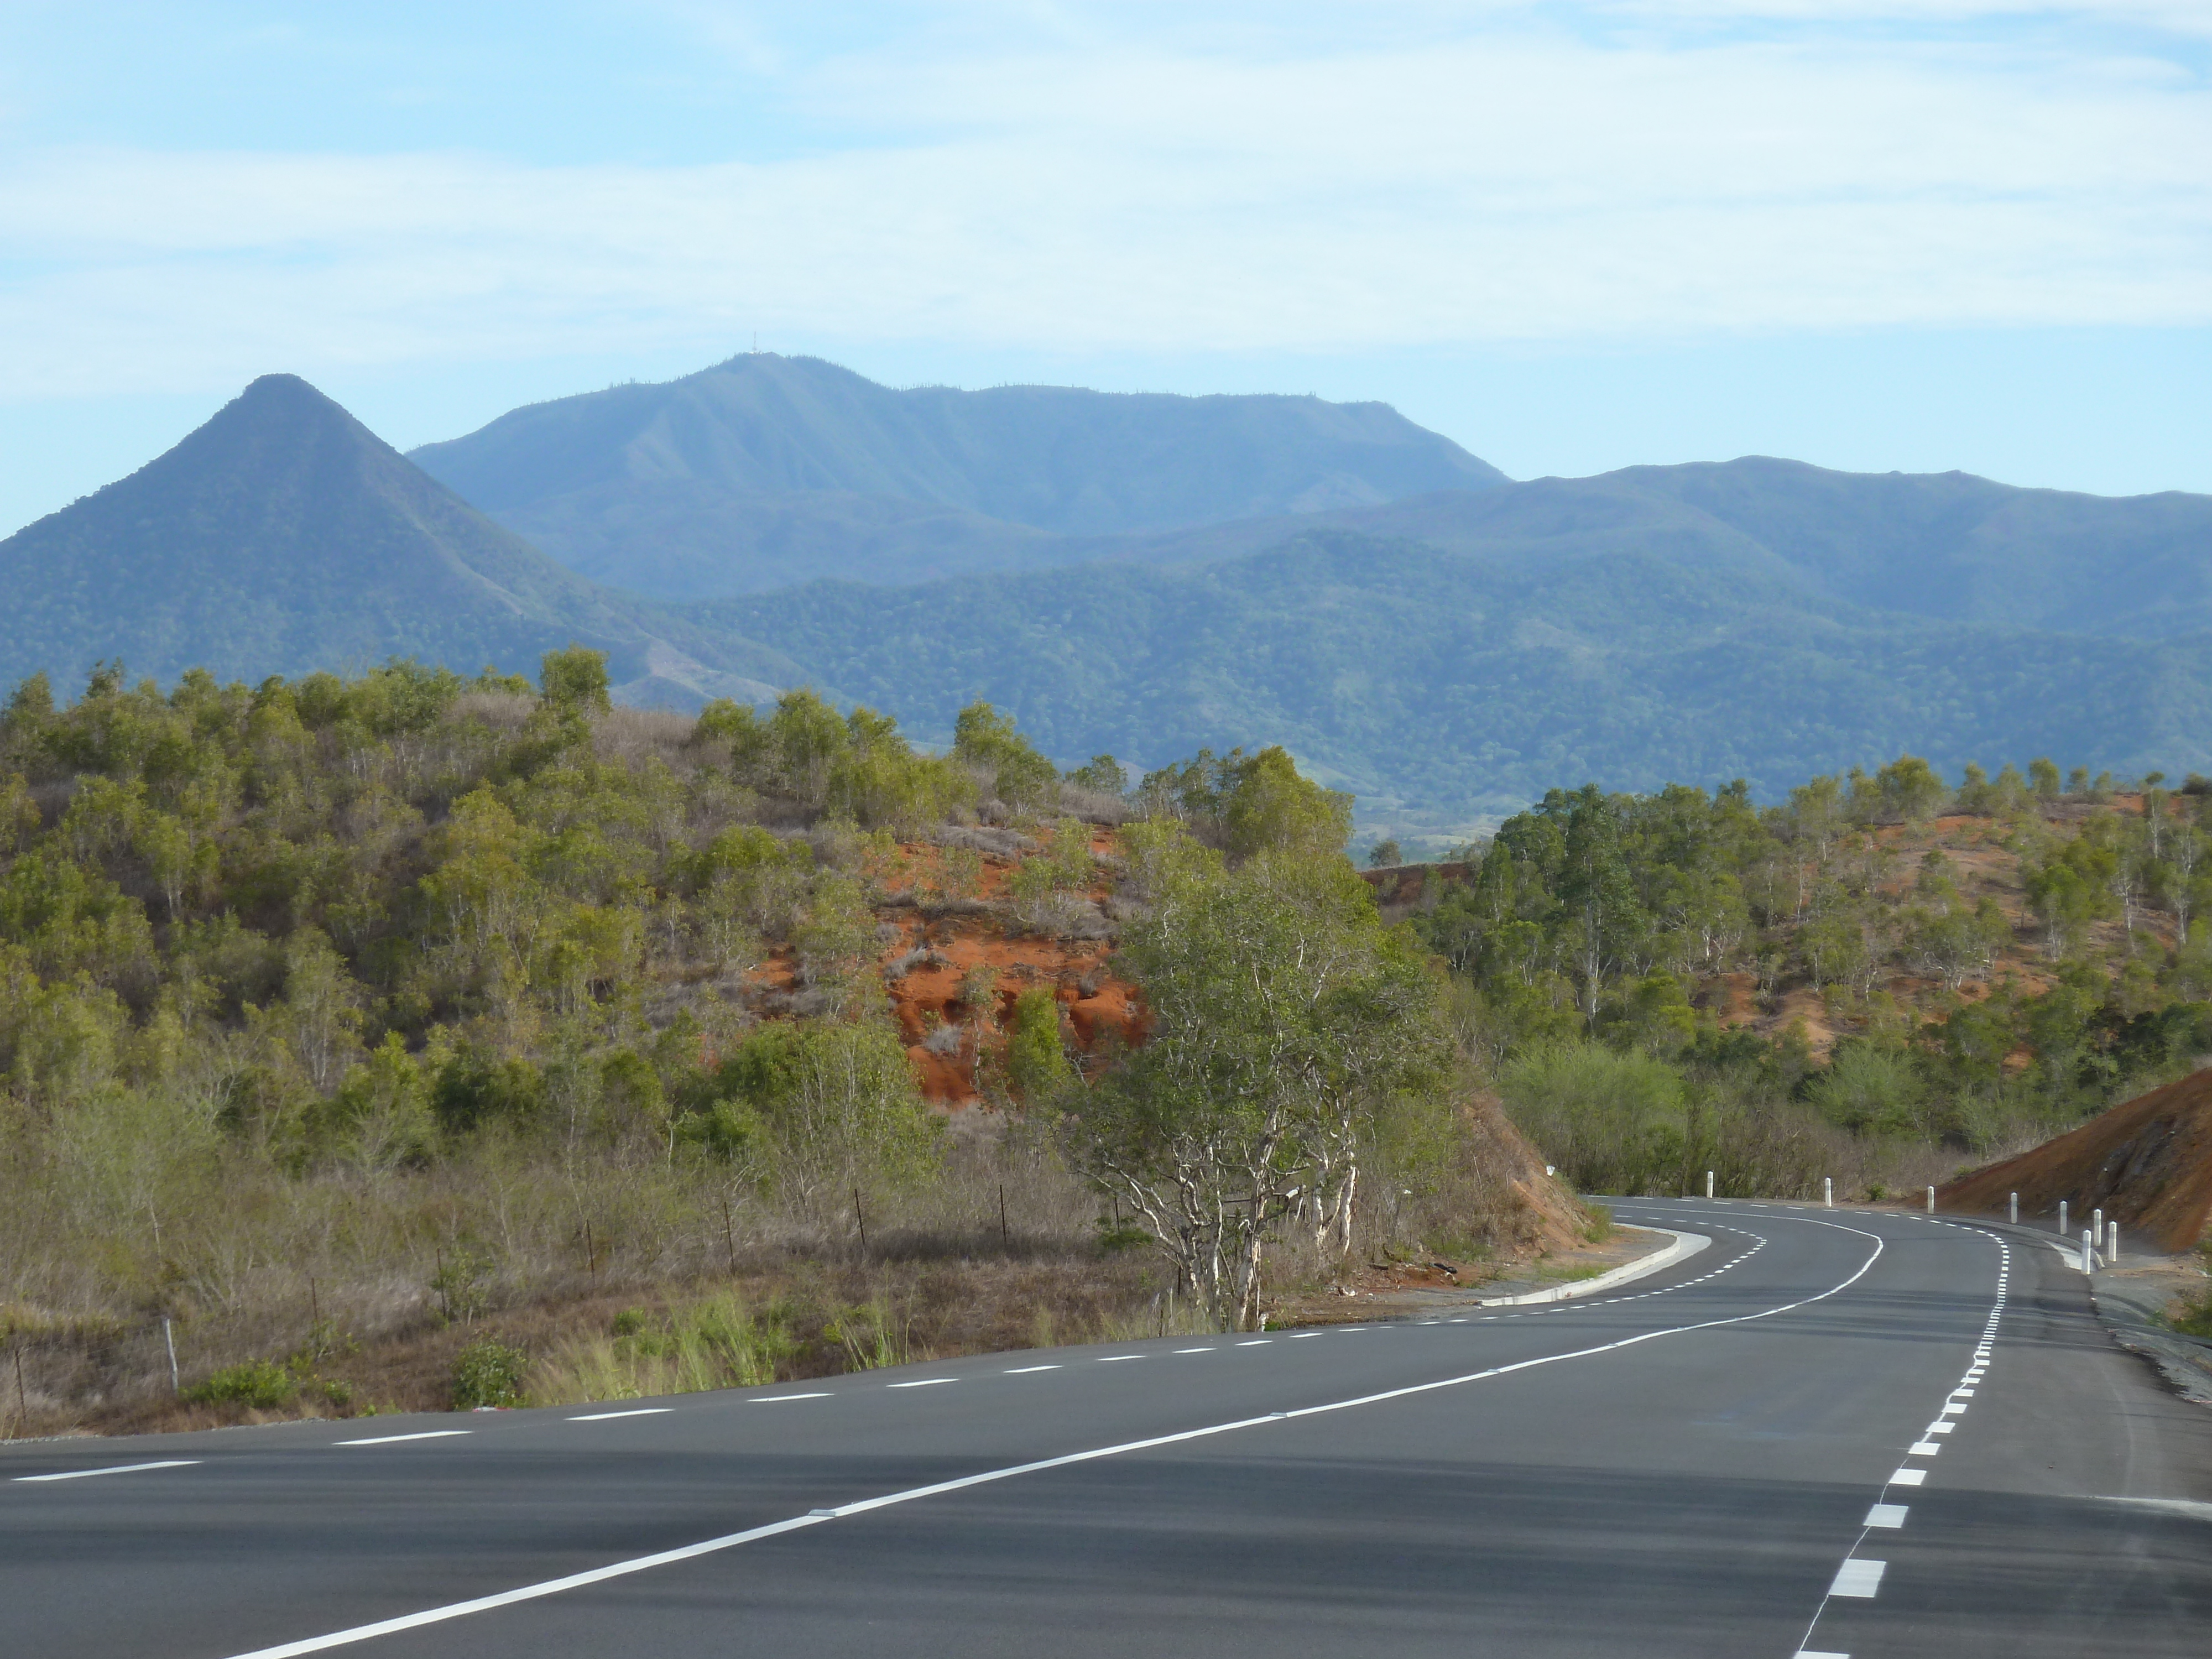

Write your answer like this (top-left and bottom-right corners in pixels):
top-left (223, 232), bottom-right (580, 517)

top-left (2, 1), bottom-right (2206, 535)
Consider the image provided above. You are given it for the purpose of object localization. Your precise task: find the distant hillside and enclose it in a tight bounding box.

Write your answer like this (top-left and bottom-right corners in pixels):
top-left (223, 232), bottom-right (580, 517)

top-left (715, 530), bottom-right (2212, 844)
top-left (0, 375), bottom-right (808, 706)
top-left (1110, 458), bottom-right (2212, 638)
top-left (408, 353), bottom-right (1506, 598)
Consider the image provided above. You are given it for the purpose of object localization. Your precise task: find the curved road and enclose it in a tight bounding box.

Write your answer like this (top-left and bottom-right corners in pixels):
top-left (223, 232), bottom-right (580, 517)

top-left (6, 1202), bottom-right (2209, 1657)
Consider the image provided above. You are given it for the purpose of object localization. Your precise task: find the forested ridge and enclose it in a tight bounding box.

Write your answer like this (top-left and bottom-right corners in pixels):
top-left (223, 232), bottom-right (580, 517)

top-left (1400, 756), bottom-right (2212, 1198)
top-left (719, 533), bottom-right (2212, 837)
top-left (2, 655), bottom-right (2203, 1432)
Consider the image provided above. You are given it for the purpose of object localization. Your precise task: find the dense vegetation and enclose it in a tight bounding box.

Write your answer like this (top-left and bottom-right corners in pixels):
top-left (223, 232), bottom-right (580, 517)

top-left (721, 531), bottom-right (2212, 838)
top-left (0, 651), bottom-right (1439, 1425)
top-left (1414, 758), bottom-right (2212, 1199)
top-left (4, 648), bottom-right (2204, 1428)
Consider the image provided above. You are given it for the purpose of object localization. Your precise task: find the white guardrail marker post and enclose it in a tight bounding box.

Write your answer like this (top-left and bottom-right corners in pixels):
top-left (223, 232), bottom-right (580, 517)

top-left (2059, 1199), bottom-right (2068, 1237)
top-left (1926, 1186), bottom-right (1936, 1213)
top-left (2107, 1220), bottom-right (2119, 1263)
top-left (1706, 1171), bottom-right (1714, 1199)
top-left (2082, 1229), bottom-right (2095, 1272)
top-left (1824, 1177), bottom-right (1833, 1208)
top-left (2010, 1192), bottom-right (2018, 1224)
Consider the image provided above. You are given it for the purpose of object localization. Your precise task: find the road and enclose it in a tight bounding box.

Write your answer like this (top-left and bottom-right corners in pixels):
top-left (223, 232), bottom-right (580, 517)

top-left (6, 1201), bottom-right (2209, 1658)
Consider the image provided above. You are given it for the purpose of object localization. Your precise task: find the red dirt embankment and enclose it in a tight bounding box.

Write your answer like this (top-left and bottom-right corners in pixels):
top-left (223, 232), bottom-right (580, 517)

top-left (1939, 1068), bottom-right (2212, 1253)
top-left (1465, 1090), bottom-right (1598, 1257)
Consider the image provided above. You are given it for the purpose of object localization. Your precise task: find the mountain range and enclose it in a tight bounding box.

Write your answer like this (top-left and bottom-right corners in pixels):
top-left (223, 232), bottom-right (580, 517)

top-left (6, 353), bottom-right (2211, 844)
top-left (408, 353), bottom-right (1505, 598)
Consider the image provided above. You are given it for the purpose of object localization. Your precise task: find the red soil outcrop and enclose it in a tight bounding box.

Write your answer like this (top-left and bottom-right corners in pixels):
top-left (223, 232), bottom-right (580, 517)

top-left (743, 825), bottom-right (1145, 1107)
top-left (1938, 1067), bottom-right (2212, 1252)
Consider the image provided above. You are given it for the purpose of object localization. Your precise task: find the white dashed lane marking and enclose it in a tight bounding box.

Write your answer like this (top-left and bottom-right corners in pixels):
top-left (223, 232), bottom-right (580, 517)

top-left (13, 1460), bottom-right (200, 1483)
top-left (567, 1408), bottom-right (671, 1421)
top-left (750, 1392), bottom-right (831, 1402)
top-left (335, 1432), bottom-right (471, 1446)
top-left (1829, 1559), bottom-right (1886, 1598)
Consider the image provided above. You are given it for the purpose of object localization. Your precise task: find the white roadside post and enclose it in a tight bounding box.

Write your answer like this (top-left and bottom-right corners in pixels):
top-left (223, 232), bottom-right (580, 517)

top-left (2093, 1207), bottom-right (2104, 1243)
top-left (2010, 1192), bottom-right (2018, 1224)
top-left (1926, 1186), bottom-right (1936, 1213)
top-left (2082, 1229), bottom-right (2096, 1272)
top-left (2107, 1220), bottom-right (2120, 1263)
top-left (1824, 1177), bottom-right (1833, 1208)
top-left (1706, 1171), bottom-right (1715, 1199)
top-left (2059, 1199), bottom-right (2069, 1237)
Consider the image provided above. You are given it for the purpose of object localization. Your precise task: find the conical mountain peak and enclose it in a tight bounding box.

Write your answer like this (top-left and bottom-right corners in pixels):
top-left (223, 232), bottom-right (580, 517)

top-left (0, 376), bottom-right (802, 707)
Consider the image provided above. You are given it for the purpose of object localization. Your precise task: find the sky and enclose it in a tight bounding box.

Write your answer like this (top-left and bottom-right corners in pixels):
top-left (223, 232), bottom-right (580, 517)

top-left (1, 1), bottom-right (2206, 537)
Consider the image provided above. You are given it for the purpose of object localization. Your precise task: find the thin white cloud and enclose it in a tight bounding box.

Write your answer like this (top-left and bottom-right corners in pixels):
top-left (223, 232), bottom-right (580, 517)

top-left (0, 11), bottom-right (2204, 397)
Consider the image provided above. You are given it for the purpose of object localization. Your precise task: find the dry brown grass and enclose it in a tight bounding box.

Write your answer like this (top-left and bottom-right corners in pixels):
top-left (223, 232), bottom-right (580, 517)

top-left (0, 1115), bottom-right (1174, 1440)
top-left (592, 706), bottom-right (700, 771)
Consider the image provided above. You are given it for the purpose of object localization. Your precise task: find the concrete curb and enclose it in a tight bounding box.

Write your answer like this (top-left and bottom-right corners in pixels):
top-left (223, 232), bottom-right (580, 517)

top-left (1477, 1228), bottom-right (1710, 1308)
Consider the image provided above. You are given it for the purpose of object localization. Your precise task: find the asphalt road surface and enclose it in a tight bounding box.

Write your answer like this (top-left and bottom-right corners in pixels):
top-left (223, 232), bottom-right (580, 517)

top-left (7, 1201), bottom-right (2210, 1658)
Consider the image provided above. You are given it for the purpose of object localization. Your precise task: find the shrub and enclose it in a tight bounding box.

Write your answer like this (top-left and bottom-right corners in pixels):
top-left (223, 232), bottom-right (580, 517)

top-left (531, 1295), bottom-right (797, 1405)
top-left (184, 1359), bottom-right (297, 1409)
top-left (451, 1339), bottom-right (529, 1409)
top-left (1004, 987), bottom-right (1071, 1102)
top-left (1499, 1041), bottom-right (1687, 1194)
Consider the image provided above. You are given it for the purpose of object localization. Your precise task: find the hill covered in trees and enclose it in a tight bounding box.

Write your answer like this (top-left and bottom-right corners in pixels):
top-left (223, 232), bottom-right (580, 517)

top-left (0, 654), bottom-right (1491, 1428)
top-left (1120, 457), bottom-right (2212, 639)
top-left (717, 530), bottom-right (2212, 844)
top-left (4, 653), bottom-right (2208, 1432)
top-left (1381, 758), bottom-right (2212, 1199)
top-left (407, 352), bottom-right (1507, 598)
top-left (0, 375), bottom-right (805, 709)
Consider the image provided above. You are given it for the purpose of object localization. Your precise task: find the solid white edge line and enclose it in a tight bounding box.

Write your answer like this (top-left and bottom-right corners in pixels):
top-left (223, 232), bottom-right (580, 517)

top-left (14, 1459), bottom-right (200, 1483)
top-left (215, 1218), bottom-right (1891, 1659)
top-left (333, 1432), bottom-right (471, 1447)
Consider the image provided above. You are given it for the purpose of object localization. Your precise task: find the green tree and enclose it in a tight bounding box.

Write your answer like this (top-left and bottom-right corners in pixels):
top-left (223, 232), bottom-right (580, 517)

top-left (540, 646), bottom-right (612, 716)
top-left (1875, 754), bottom-right (1948, 823)
top-left (1058, 838), bottom-right (1446, 1328)
top-left (953, 701), bottom-right (1058, 807)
